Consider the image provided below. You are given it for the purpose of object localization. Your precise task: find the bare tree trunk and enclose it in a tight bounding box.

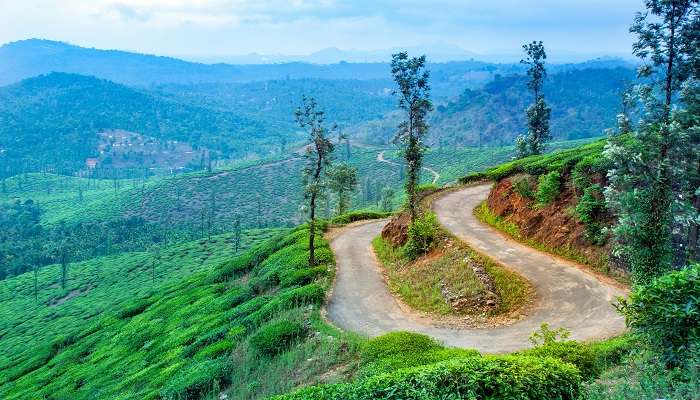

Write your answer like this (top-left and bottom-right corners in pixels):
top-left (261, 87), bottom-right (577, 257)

top-left (309, 192), bottom-right (316, 267)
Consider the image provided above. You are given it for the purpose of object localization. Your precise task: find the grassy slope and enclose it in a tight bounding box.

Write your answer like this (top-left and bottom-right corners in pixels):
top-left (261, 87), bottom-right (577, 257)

top-left (0, 228), bottom-right (289, 399)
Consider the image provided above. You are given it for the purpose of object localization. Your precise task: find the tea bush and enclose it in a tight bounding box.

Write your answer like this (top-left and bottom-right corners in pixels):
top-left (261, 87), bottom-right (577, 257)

top-left (275, 355), bottom-right (582, 400)
top-left (250, 321), bottom-right (307, 357)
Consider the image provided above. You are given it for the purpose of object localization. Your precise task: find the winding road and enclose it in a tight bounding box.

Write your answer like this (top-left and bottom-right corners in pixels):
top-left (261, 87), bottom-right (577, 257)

top-left (376, 151), bottom-right (440, 185)
top-left (326, 184), bottom-right (626, 353)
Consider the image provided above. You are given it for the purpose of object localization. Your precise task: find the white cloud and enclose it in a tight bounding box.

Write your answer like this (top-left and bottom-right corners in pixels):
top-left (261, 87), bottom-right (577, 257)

top-left (0, 0), bottom-right (641, 59)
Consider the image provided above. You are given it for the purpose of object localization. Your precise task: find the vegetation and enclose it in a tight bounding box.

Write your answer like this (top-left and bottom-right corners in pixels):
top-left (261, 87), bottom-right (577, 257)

top-left (535, 170), bottom-right (561, 205)
top-left (297, 96), bottom-right (337, 267)
top-left (327, 164), bottom-right (359, 216)
top-left (373, 211), bottom-right (529, 316)
top-left (275, 354), bottom-right (582, 400)
top-left (604, 0), bottom-right (700, 285)
top-left (516, 40), bottom-right (552, 157)
top-left (391, 52), bottom-right (433, 223)
top-left (616, 264), bottom-right (700, 367)
top-left (0, 227), bottom-right (361, 400)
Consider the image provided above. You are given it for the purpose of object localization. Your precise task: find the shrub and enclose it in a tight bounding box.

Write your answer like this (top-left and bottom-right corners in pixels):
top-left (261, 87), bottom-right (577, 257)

top-left (617, 264), bottom-right (700, 367)
top-left (242, 284), bottom-right (325, 328)
top-left (404, 212), bottom-right (440, 259)
top-left (513, 177), bottom-right (535, 199)
top-left (274, 355), bottom-right (582, 400)
top-left (529, 323), bottom-right (571, 346)
top-left (535, 171), bottom-right (561, 205)
top-left (280, 266), bottom-right (328, 287)
top-left (587, 334), bottom-right (636, 369)
top-left (575, 184), bottom-right (607, 244)
top-left (160, 357), bottom-right (232, 399)
top-left (331, 211), bottom-right (391, 225)
top-left (523, 341), bottom-right (598, 380)
top-left (360, 332), bottom-right (479, 376)
top-left (249, 321), bottom-right (306, 357)
top-left (362, 332), bottom-right (443, 362)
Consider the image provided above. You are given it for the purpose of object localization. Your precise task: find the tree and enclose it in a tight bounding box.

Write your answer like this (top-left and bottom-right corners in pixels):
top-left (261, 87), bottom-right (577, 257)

top-left (391, 52), bottom-right (433, 223)
top-left (296, 96), bottom-right (336, 267)
top-left (516, 41), bottom-right (551, 158)
top-left (605, 0), bottom-right (700, 284)
top-left (327, 164), bottom-right (358, 216)
top-left (379, 187), bottom-right (396, 212)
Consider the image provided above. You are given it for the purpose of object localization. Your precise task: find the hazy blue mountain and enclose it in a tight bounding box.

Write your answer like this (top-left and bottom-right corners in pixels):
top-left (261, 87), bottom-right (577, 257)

top-left (0, 39), bottom-right (634, 91)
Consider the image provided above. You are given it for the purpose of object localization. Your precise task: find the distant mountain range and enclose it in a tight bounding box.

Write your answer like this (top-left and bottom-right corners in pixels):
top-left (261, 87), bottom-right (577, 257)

top-left (0, 39), bottom-right (637, 87)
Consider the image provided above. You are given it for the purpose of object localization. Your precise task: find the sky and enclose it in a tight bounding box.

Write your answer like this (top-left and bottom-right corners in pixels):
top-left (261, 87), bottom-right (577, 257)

top-left (0, 0), bottom-right (643, 62)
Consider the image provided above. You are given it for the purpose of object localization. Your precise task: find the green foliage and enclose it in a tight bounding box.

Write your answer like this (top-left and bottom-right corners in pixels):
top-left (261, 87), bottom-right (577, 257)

top-left (250, 321), bottom-right (307, 357)
top-left (433, 67), bottom-right (635, 148)
top-left (529, 322), bottom-right (571, 347)
top-left (275, 355), bottom-right (582, 400)
top-left (513, 176), bottom-right (535, 199)
top-left (460, 138), bottom-right (606, 184)
top-left (359, 332), bottom-right (479, 376)
top-left (575, 184), bottom-right (607, 244)
top-left (535, 170), bottom-right (561, 205)
top-left (391, 52), bottom-right (432, 222)
top-left (617, 265), bottom-right (700, 367)
top-left (522, 335), bottom-right (637, 382)
top-left (327, 164), bottom-right (359, 216)
top-left (330, 211), bottom-right (391, 225)
top-left (524, 341), bottom-right (597, 380)
top-left (582, 350), bottom-right (700, 400)
top-left (361, 332), bottom-right (443, 362)
top-left (404, 212), bottom-right (440, 259)
top-left (0, 227), bottom-right (349, 400)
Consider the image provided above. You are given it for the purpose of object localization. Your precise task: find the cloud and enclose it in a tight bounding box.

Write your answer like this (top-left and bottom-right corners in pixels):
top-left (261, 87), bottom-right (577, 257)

top-left (0, 0), bottom-right (642, 59)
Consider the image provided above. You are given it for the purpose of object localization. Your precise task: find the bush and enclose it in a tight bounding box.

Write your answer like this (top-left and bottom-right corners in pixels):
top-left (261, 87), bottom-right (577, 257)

top-left (523, 341), bottom-right (598, 380)
top-left (279, 266), bottom-right (328, 287)
top-left (331, 211), bottom-right (391, 225)
top-left (360, 332), bottom-right (479, 376)
top-left (617, 264), bottom-right (700, 366)
top-left (274, 355), bottom-right (582, 400)
top-left (575, 184), bottom-right (607, 244)
top-left (513, 177), bottom-right (535, 199)
top-left (362, 332), bottom-right (443, 362)
top-left (404, 212), bottom-right (440, 259)
top-left (536, 171), bottom-right (561, 205)
top-left (160, 357), bottom-right (232, 399)
top-left (249, 321), bottom-right (306, 357)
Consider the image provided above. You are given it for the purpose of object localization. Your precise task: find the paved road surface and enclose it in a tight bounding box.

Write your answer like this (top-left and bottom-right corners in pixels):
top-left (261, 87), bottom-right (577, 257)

top-left (326, 184), bottom-right (626, 353)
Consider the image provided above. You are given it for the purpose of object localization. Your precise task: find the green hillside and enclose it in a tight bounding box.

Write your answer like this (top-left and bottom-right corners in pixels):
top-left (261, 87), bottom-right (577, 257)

top-left (0, 73), bottom-right (279, 171)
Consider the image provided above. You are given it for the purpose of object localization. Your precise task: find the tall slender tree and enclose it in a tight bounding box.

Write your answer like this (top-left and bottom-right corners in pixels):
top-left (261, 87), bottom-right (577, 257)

top-left (516, 41), bottom-right (551, 158)
top-left (296, 96), bottom-right (336, 267)
top-left (391, 52), bottom-right (432, 223)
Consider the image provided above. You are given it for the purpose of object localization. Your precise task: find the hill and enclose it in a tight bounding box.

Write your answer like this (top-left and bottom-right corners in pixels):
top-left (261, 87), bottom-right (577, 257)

top-left (0, 73), bottom-right (276, 172)
top-left (350, 67), bottom-right (636, 147)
